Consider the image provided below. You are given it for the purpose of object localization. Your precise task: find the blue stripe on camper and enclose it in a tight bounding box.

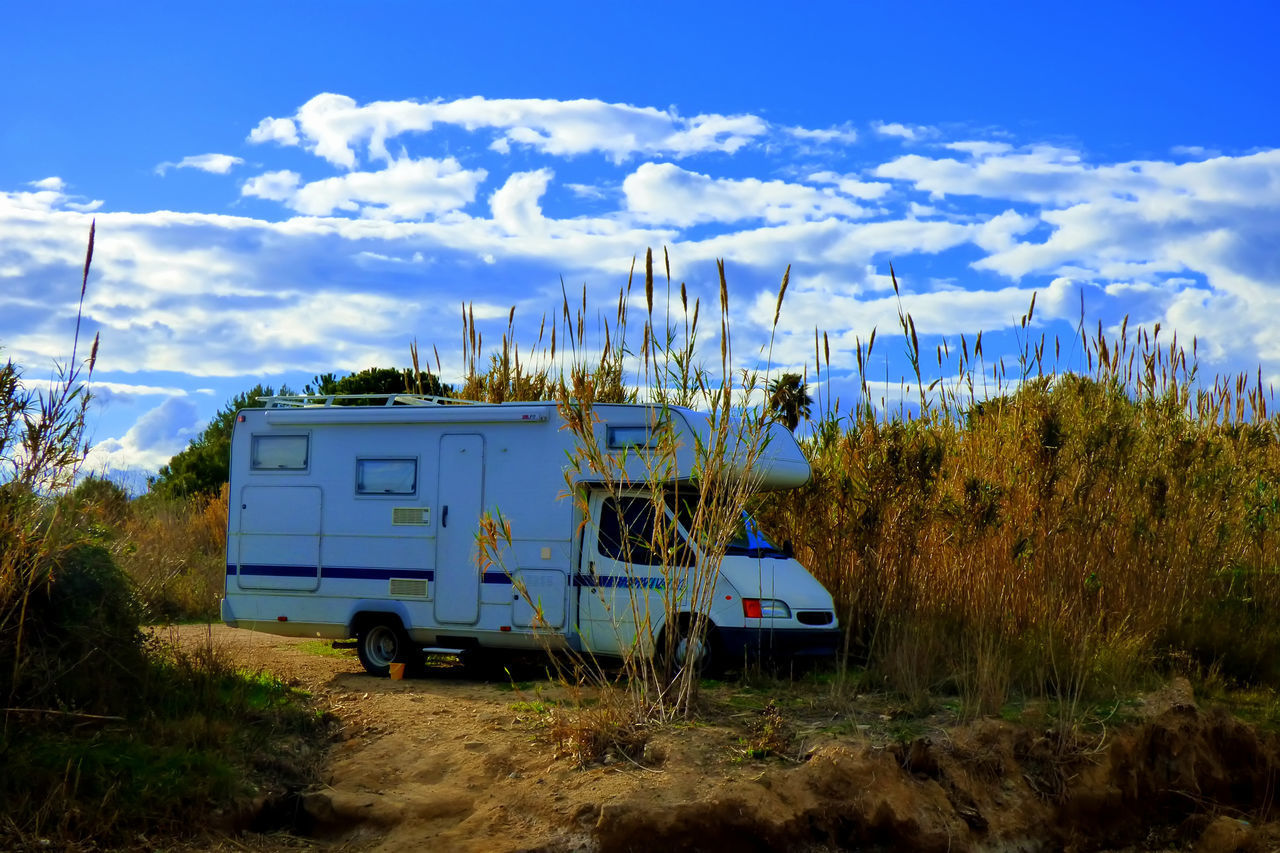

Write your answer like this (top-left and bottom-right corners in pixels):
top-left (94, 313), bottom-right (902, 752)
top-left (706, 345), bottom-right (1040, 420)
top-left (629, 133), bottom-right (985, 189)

top-left (324, 567), bottom-right (435, 581)
top-left (228, 564), bottom-right (434, 581)
top-left (238, 564), bottom-right (318, 577)
top-left (573, 573), bottom-right (665, 590)
top-left (228, 565), bottom-right (659, 588)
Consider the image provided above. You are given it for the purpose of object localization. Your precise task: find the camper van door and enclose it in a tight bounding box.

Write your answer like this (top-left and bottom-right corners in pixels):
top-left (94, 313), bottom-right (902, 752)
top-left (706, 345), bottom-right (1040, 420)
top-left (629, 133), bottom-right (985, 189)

top-left (579, 492), bottom-right (688, 656)
top-left (434, 434), bottom-right (485, 624)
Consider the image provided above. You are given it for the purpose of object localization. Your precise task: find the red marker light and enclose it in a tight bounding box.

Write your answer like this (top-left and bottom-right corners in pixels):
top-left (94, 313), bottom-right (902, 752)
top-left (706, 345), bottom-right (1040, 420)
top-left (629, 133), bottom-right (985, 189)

top-left (742, 599), bottom-right (762, 619)
top-left (277, 615), bottom-right (288, 622)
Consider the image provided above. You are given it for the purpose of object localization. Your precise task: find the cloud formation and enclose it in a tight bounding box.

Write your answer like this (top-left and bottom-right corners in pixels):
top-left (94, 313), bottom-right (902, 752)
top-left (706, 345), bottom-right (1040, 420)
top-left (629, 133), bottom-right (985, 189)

top-left (246, 93), bottom-right (853, 168)
top-left (84, 396), bottom-right (202, 475)
top-left (623, 163), bottom-right (867, 226)
top-left (243, 158), bottom-right (487, 219)
top-left (156, 153), bottom-right (245, 175)
top-left (5, 93), bottom-right (1280, 478)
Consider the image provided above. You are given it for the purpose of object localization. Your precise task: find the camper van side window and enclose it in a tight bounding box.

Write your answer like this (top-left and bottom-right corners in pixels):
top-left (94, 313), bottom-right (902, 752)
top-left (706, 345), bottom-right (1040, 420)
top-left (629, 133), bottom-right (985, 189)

top-left (356, 458), bottom-right (417, 495)
top-left (251, 434), bottom-right (309, 470)
top-left (597, 497), bottom-right (659, 565)
top-left (607, 425), bottom-right (658, 449)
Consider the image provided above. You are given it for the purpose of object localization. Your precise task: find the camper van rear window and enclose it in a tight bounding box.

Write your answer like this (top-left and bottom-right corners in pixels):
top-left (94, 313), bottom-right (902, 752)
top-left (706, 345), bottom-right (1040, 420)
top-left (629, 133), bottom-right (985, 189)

top-left (251, 434), bottom-right (309, 470)
top-left (356, 458), bottom-right (417, 495)
top-left (607, 425), bottom-right (659, 449)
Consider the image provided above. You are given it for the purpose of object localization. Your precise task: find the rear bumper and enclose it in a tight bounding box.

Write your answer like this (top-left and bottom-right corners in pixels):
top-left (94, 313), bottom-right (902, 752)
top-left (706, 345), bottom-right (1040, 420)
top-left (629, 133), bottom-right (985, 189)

top-left (717, 626), bottom-right (841, 662)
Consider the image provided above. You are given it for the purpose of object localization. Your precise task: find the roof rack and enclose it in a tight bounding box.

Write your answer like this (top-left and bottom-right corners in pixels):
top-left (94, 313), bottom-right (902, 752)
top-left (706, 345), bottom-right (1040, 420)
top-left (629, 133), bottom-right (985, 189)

top-left (257, 393), bottom-right (476, 408)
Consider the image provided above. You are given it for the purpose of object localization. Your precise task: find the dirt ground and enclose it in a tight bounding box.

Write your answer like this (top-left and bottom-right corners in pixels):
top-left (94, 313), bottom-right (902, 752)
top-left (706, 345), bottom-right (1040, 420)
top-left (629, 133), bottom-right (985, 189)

top-left (185, 625), bottom-right (1280, 853)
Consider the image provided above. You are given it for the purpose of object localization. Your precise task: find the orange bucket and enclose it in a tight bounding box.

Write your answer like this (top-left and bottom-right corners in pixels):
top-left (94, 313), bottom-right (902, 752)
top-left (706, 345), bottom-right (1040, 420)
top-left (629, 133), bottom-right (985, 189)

top-left (389, 662), bottom-right (405, 681)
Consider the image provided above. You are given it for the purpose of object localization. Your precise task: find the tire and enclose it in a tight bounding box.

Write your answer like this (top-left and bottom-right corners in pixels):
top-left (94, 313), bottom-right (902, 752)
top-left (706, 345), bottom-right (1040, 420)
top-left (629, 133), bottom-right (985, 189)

top-left (660, 616), bottom-right (721, 680)
top-left (356, 619), bottom-right (415, 677)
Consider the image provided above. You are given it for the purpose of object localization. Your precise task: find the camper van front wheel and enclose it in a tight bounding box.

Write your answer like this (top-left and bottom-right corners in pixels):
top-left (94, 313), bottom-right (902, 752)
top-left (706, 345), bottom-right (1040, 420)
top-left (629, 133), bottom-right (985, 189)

top-left (661, 617), bottom-right (721, 679)
top-left (356, 620), bottom-right (412, 677)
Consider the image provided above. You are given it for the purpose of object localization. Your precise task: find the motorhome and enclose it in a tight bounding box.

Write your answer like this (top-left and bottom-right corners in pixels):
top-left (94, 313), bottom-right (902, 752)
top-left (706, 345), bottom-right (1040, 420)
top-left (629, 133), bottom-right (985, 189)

top-left (221, 395), bottom-right (839, 676)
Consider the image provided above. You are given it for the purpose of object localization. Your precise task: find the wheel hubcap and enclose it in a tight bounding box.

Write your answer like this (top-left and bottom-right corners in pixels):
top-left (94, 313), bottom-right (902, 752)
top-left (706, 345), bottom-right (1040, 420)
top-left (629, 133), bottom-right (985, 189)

top-left (674, 633), bottom-right (705, 671)
top-left (366, 626), bottom-right (397, 667)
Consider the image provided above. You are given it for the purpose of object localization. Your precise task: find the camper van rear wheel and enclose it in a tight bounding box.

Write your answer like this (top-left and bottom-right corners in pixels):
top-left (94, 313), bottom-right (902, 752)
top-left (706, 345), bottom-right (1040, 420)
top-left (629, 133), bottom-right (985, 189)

top-left (357, 620), bottom-right (412, 677)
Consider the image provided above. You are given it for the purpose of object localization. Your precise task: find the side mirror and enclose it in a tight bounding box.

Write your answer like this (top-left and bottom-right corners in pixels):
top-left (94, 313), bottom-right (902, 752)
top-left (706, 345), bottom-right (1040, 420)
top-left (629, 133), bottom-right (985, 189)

top-left (783, 540), bottom-right (795, 558)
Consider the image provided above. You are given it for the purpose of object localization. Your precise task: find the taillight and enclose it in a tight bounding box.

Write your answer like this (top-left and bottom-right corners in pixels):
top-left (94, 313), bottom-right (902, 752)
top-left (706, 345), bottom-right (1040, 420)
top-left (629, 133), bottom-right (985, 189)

top-left (742, 598), bottom-right (791, 619)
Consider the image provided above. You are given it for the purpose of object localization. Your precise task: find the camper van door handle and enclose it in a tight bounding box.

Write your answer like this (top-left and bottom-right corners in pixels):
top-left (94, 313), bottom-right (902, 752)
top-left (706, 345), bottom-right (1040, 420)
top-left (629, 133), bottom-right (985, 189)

top-left (442, 506), bottom-right (448, 527)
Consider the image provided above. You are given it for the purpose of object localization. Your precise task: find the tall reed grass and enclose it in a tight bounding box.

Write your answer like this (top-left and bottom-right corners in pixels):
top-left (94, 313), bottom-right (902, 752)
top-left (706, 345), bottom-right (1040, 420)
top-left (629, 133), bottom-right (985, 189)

top-left (756, 270), bottom-right (1280, 716)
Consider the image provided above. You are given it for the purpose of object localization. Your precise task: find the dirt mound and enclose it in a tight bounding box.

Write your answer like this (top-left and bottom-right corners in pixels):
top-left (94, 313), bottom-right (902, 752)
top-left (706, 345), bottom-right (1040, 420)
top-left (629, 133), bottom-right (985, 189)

top-left (591, 691), bottom-right (1280, 852)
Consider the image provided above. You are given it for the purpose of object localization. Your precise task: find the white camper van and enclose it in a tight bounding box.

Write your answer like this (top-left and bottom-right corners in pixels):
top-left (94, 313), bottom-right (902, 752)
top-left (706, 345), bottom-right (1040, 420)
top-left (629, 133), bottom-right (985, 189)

top-left (220, 395), bottom-right (839, 676)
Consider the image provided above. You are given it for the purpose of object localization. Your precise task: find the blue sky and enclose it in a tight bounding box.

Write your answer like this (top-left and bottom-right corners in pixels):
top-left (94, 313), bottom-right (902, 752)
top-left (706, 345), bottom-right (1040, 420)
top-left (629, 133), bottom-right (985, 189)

top-left (3, 1), bottom-right (1279, 486)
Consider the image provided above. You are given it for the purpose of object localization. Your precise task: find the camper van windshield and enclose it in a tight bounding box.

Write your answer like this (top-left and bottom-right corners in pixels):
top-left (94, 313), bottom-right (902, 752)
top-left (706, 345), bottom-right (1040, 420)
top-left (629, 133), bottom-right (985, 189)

top-left (664, 492), bottom-right (788, 559)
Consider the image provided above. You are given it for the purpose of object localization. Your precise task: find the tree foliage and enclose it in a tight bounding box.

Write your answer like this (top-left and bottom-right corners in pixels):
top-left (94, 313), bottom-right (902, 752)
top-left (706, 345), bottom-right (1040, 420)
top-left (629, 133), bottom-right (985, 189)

top-left (305, 366), bottom-right (450, 400)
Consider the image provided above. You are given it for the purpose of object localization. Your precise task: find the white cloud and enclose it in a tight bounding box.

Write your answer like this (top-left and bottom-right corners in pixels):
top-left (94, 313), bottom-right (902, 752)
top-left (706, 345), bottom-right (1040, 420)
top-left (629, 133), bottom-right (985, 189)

top-left (875, 146), bottom-right (1104, 204)
top-left (91, 381), bottom-right (195, 406)
top-left (241, 170), bottom-right (301, 201)
top-left (490, 169), bottom-right (553, 235)
top-left (785, 124), bottom-right (858, 144)
top-left (623, 163), bottom-right (866, 227)
top-left (242, 159), bottom-right (487, 220)
top-left (566, 182), bottom-right (607, 200)
top-left (253, 93), bottom-right (773, 168)
top-left (808, 171), bottom-right (893, 200)
top-left (83, 396), bottom-right (202, 473)
top-left (2, 180), bottom-right (101, 215)
top-left (873, 121), bottom-right (935, 141)
top-left (1171, 145), bottom-right (1220, 159)
top-left (248, 116), bottom-right (301, 146)
top-left (944, 141), bottom-right (1014, 158)
top-left (156, 153), bottom-right (245, 176)
top-left (285, 158), bottom-right (486, 219)
top-left (750, 276), bottom-right (1061, 371)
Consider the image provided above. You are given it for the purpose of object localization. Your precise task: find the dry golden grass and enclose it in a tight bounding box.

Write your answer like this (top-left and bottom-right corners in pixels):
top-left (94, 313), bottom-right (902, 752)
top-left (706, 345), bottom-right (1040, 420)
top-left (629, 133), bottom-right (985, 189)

top-left (119, 485), bottom-right (228, 621)
top-left (756, 296), bottom-right (1280, 718)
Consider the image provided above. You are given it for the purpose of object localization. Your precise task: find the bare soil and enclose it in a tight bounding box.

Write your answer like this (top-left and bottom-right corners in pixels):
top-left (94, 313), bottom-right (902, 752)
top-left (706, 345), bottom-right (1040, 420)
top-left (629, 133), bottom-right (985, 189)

top-left (186, 625), bottom-right (1280, 853)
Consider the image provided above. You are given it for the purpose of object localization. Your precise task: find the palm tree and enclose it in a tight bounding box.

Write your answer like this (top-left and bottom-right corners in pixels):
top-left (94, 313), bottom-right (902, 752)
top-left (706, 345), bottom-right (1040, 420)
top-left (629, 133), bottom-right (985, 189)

top-left (767, 373), bottom-right (812, 432)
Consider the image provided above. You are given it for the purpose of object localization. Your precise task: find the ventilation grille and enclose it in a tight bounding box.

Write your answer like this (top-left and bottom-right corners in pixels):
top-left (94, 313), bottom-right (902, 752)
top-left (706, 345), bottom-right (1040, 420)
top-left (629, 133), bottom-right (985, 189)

top-left (392, 507), bottom-right (430, 526)
top-left (389, 578), bottom-right (429, 598)
top-left (796, 611), bottom-right (834, 626)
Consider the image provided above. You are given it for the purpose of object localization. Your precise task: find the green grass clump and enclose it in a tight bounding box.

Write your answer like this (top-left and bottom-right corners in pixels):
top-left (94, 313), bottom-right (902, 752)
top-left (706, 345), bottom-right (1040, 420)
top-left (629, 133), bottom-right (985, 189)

top-left (2, 642), bottom-right (329, 845)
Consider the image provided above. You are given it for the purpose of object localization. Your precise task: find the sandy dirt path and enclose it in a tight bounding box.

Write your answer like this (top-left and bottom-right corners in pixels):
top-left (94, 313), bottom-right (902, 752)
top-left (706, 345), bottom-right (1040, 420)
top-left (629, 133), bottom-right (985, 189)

top-left (185, 625), bottom-right (1280, 853)
top-left (184, 625), bottom-right (763, 853)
